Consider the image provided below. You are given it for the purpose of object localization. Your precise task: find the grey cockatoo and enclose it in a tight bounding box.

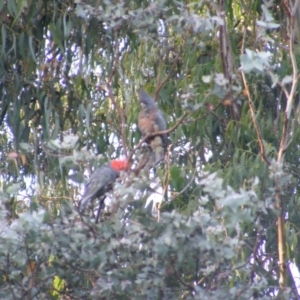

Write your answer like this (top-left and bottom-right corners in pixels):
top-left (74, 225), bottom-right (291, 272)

top-left (138, 89), bottom-right (168, 166)
top-left (79, 159), bottom-right (130, 213)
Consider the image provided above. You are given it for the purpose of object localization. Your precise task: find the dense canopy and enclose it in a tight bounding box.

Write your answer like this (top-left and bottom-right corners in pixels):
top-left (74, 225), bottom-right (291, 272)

top-left (0, 0), bottom-right (300, 299)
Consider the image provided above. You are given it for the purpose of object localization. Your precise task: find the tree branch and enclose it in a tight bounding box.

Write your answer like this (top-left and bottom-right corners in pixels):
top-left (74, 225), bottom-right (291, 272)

top-left (276, 1), bottom-right (299, 290)
top-left (154, 47), bottom-right (183, 101)
top-left (240, 71), bottom-right (270, 165)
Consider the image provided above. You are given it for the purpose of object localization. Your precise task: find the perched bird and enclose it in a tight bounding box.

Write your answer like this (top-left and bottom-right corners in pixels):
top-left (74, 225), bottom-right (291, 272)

top-left (79, 159), bottom-right (130, 213)
top-left (138, 89), bottom-right (167, 166)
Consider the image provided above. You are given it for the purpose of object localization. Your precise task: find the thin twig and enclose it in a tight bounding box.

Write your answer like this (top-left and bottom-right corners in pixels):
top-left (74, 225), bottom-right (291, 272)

top-left (38, 194), bottom-right (73, 201)
top-left (62, 259), bottom-right (95, 273)
top-left (131, 150), bottom-right (151, 176)
top-left (171, 263), bottom-right (195, 292)
top-left (239, 23), bottom-right (270, 165)
top-left (41, 144), bottom-right (72, 158)
top-left (161, 143), bottom-right (172, 205)
top-left (6, 254), bottom-right (17, 300)
top-left (240, 72), bottom-right (270, 165)
top-left (154, 47), bottom-right (183, 101)
top-left (106, 31), bottom-right (128, 157)
top-left (288, 263), bottom-right (300, 300)
top-left (106, 84), bottom-right (129, 157)
top-left (108, 31), bottom-right (120, 83)
top-left (232, 233), bottom-right (261, 272)
top-left (273, 79), bottom-right (289, 101)
top-left (169, 167), bottom-right (197, 201)
top-left (277, 16), bottom-right (299, 163)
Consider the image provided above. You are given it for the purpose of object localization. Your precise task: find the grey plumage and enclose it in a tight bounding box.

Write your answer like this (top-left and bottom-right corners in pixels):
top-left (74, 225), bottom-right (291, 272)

top-left (138, 89), bottom-right (168, 165)
top-left (79, 163), bottom-right (119, 212)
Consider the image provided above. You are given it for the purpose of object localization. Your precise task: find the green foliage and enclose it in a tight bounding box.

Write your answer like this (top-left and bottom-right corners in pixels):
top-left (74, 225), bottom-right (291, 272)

top-left (0, 0), bottom-right (300, 298)
top-left (0, 175), bottom-right (276, 299)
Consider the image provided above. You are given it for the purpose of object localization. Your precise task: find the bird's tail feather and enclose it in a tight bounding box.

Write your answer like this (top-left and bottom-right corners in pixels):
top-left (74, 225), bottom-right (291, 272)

top-left (95, 197), bottom-right (105, 223)
top-left (150, 136), bottom-right (165, 165)
top-left (79, 196), bottom-right (91, 212)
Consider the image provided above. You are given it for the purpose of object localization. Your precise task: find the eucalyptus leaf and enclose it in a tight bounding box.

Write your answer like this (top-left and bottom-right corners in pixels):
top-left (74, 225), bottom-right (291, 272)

top-left (6, 183), bottom-right (21, 195)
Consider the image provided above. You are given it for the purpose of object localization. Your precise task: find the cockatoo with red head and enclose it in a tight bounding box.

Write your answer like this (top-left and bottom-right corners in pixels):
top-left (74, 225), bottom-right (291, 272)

top-left (79, 159), bottom-right (130, 212)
